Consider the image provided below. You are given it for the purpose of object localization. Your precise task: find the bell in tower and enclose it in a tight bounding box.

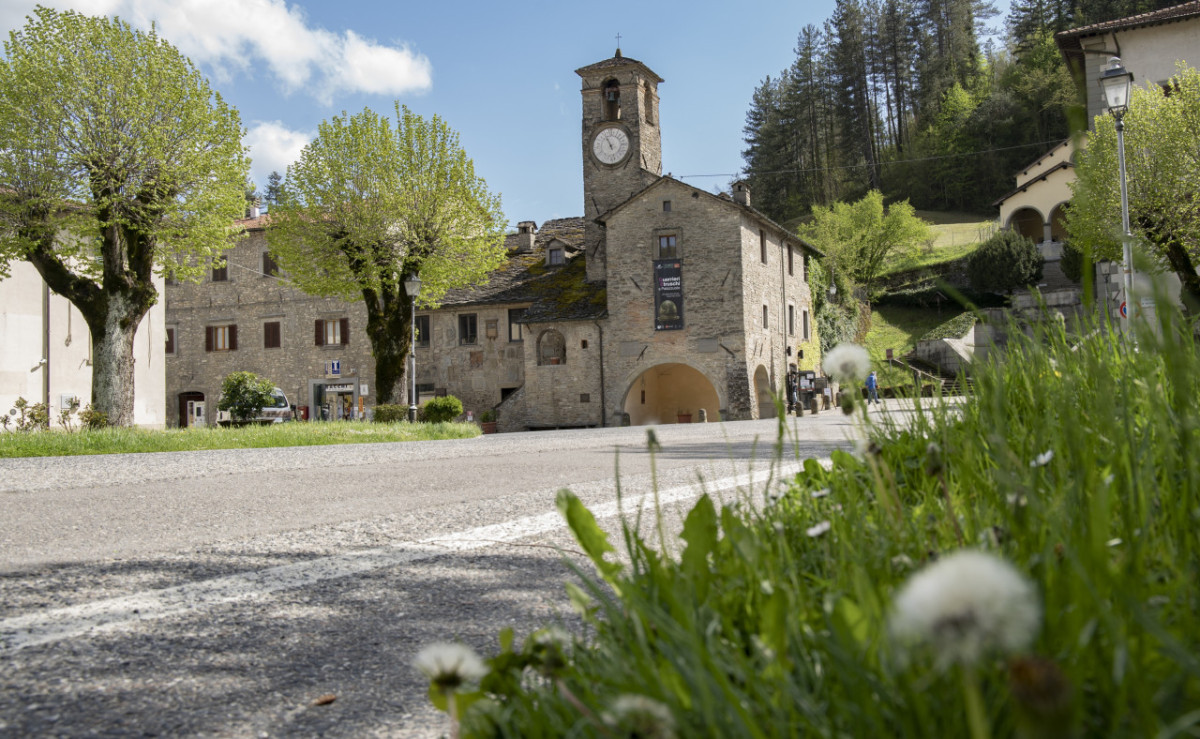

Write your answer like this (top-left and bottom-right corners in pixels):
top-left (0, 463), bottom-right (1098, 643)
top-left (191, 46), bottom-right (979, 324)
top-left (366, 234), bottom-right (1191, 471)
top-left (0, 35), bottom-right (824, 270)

top-left (575, 50), bottom-right (664, 283)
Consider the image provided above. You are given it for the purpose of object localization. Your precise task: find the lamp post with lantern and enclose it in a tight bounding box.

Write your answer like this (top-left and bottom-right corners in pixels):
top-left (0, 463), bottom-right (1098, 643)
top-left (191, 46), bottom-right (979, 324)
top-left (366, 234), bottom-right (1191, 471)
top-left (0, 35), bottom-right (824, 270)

top-left (403, 274), bottom-right (422, 422)
top-left (1099, 57), bottom-right (1135, 332)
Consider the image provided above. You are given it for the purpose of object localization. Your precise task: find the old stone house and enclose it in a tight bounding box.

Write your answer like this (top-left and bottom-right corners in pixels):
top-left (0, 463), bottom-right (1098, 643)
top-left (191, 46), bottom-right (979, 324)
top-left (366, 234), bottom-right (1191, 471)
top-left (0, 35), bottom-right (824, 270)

top-left (164, 49), bottom-right (820, 429)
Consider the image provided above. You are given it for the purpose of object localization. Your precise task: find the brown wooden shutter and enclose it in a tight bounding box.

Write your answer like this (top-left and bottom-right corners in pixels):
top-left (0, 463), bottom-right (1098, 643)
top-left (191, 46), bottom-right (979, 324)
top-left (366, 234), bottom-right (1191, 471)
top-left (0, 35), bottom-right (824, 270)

top-left (315, 319), bottom-right (324, 346)
top-left (340, 318), bottom-right (350, 345)
top-left (229, 324), bottom-right (238, 351)
top-left (205, 326), bottom-right (214, 352)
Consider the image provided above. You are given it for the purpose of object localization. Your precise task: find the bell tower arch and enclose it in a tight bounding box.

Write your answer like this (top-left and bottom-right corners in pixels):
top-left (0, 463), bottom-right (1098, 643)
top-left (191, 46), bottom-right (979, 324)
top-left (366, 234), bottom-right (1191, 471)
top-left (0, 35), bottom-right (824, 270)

top-left (576, 48), bottom-right (663, 282)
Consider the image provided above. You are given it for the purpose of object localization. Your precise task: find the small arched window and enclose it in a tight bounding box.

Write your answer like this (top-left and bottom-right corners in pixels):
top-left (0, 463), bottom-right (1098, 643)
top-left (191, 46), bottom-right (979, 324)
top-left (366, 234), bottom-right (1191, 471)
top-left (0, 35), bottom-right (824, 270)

top-left (603, 79), bottom-right (621, 121)
top-left (538, 329), bottom-right (567, 366)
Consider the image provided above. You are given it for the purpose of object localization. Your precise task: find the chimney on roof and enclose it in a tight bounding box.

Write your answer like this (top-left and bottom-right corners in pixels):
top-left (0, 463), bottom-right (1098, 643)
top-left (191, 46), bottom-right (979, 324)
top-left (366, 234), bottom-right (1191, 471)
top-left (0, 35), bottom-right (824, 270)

top-left (248, 204), bottom-right (260, 219)
top-left (516, 221), bottom-right (536, 253)
top-left (732, 181), bottom-right (750, 207)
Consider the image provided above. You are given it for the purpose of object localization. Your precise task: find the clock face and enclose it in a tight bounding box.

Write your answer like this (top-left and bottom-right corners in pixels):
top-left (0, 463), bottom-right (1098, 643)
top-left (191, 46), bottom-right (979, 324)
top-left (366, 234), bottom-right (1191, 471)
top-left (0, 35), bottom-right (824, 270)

top-left (592, 127), bottom-right (630, 165)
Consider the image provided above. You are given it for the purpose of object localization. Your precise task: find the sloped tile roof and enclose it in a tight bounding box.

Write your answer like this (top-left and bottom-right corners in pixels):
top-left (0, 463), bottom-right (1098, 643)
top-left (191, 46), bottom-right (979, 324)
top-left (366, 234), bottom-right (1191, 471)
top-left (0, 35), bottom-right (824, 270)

top-left (575, 50), bottom-right (664, 83)
top-left (440, 217), bottom-right (606, 322)
top-left (1057, 1), bottom-right (1200, 39)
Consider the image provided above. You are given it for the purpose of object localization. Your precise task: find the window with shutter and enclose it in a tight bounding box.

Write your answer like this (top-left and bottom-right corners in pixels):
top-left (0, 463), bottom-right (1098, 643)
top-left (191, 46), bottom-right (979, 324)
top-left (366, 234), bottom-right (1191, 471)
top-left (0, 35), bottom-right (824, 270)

top-left (165, 327), bottom-right (176, 355)
top-left (340, 317), bottom-right (350, 345)
top-left (264, 321), bottom-right (281, 349)
top-left (315, 319), bottom-right (324, 346)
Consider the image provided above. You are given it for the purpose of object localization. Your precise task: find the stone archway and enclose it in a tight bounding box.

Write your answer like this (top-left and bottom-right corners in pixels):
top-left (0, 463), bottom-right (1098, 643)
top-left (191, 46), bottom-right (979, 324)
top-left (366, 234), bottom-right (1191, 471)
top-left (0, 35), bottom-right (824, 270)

top-left (753, 365), bottom-right (775, 419)
top-left (622, 363), bottom-right (720, 425)
top-left (1007, 207), bottom-right (1045, 243)
top-left (1049, 202), bottom-right (1069, 242)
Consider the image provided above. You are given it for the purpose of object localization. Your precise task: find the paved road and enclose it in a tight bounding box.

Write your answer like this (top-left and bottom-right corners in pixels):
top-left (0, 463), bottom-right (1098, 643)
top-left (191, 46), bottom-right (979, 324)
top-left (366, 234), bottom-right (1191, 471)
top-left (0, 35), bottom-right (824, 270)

top-left (0, 409), bottom-right (867, 737)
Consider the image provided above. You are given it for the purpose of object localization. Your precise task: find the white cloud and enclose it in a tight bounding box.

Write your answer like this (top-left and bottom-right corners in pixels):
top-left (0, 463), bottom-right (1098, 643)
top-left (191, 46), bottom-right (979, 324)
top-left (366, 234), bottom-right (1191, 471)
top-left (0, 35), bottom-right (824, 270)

top-left (244, 120), bottom-right (312, 186)
top-left (0, 0), bottom-right (433, 102)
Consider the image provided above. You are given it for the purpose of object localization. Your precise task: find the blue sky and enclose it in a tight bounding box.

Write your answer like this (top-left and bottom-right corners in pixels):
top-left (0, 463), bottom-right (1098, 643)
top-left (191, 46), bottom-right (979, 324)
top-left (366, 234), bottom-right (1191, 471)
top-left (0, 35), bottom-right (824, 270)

top-left (1, 0), bottom-right (1009, 226)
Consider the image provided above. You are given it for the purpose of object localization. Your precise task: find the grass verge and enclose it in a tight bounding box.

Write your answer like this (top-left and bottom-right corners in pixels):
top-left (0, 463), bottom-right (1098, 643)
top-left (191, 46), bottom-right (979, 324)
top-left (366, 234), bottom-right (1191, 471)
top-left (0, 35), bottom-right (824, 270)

top-left (0, 420), bottom-right (481, 458)
top-left (426, 307), bottom-right (1200, 738)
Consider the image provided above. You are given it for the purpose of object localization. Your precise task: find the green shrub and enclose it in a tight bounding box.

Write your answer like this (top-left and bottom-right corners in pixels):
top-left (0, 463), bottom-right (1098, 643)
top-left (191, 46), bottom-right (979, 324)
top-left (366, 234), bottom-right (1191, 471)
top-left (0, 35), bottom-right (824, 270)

top-left (422, 395), bottom-right (462, 423)
top-left (479, 408), bottom-right (497, 423)
top-left (1059, 239), bottom-right (1085, 283)
top-left (217, 371), bottom-right (276, 423)
top-left (78, 404), bottom-right (108, 430)
top-left (967, 230), bottom-right (1043, 294)
top-left (10, 397), bottom-right (49, 432)
top-left (373, 404), bottom-right (409, 423)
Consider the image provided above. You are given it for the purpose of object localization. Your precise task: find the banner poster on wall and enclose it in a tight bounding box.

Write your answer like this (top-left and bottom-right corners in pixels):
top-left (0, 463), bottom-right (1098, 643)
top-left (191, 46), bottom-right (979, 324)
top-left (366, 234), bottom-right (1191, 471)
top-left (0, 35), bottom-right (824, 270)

top-left (654, 259), bottom-right (684, 331)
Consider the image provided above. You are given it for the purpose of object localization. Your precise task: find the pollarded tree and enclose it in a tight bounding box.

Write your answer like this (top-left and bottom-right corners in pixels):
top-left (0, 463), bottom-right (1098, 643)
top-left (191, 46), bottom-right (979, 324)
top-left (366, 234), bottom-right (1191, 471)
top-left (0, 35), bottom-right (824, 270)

top-left (267, 105), bottom-right (506, 405)
top-left (1067, 64), bottom-right (1200, 305)
top-left (0, 8), bottom-right (249, 426)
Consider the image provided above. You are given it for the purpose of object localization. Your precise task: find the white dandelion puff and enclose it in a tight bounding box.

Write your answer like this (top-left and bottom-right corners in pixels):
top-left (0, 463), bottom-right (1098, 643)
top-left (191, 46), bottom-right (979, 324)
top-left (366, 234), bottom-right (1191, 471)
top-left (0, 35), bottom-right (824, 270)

top-left (602, 694), bottom-right (677, 739)
top-left (806, 520), bottom-right (832, 538)
top-left (413, 642), bottom-right (488, 691)
top-left (890, 550), bottom-right (1040, 670)
top-left (822, 343), bottom-right (871, 383)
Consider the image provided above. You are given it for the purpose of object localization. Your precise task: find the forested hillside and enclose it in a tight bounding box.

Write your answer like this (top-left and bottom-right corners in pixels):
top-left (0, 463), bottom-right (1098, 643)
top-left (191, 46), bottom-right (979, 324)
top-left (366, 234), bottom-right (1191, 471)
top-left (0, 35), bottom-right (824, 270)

top-left (742, 0), bottom-right (1185, 223)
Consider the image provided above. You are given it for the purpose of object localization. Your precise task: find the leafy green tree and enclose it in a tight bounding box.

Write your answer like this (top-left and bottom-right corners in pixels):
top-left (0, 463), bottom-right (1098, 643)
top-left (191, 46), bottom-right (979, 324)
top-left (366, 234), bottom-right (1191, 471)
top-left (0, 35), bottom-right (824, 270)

top-left (218, 371), bottom-right (276, 424)
top-left (265, 171), bottom-right (282, 207)
top-left (968, 229), bottom-right (1044, 293)
top-left (1067, 65), bottom-right (1200, 305)
top-left (799, 190), bottom-right (933, 297)
top-left (268, 105), bottom-right (506, 404)
top-left (0, 8), bottom-right (249, 426)
top-left (1059, 239), bottom-right (1085, 283)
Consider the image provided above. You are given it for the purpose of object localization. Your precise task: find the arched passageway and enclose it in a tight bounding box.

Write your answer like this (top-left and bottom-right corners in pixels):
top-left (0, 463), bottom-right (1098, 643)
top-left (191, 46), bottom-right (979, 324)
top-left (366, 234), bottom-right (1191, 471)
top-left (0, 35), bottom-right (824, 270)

top-left (623, 363), bottom-right (720, 425)
top-left (1049, 202), bottom-right (1069, 242)
top-left (754, 365), bottom-right (775, 419)
top-left (1008, 207), bottom-right (1044, 243)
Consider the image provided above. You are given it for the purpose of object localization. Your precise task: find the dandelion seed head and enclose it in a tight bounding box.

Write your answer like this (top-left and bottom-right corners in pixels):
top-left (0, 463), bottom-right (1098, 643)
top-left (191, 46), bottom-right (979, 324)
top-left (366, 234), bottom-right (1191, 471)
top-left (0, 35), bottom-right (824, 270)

top-left (1031, 450), bottom-right (1054, 468)
top-left (823, 343), bottom-right (871, 383)
top-left (413, 642), bottom-right (487, 692)
top-left (602, 694), bottom-right (676, 739)
top-left (806, 520), bottom-right (832, 538)
top-left (890, 550), bottom-right (1040, 670)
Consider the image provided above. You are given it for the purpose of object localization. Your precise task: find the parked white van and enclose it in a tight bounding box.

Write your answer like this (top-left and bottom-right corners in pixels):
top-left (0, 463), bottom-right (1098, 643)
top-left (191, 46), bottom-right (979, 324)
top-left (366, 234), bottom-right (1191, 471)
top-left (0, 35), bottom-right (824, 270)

top-left (216, 387), bottom-right (293, 426)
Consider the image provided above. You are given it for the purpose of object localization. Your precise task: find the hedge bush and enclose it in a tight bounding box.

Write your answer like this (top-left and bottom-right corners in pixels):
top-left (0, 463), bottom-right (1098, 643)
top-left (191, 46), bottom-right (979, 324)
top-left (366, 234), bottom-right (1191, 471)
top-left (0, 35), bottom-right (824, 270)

top-left (422, 395), bottom-right (463, 423)
top-left (967, 230), bottom-right (1044, 294)
top-left (373, 404), bottom-right (409, 423)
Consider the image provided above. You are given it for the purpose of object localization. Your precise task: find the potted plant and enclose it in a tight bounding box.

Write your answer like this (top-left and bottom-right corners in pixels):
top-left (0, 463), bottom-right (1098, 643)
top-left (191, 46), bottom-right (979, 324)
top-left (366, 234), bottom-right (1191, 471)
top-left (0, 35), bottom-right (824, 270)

top-left (480, 408), bottom-right (498, 434)
top-left (676, 409), bottom-right (692, 424)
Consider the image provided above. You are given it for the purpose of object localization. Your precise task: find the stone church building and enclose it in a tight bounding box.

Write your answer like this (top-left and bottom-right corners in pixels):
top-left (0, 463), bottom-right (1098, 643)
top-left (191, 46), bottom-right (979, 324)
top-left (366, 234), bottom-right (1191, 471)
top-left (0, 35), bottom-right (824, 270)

top-left (164, 50), bottom-right (820, 430)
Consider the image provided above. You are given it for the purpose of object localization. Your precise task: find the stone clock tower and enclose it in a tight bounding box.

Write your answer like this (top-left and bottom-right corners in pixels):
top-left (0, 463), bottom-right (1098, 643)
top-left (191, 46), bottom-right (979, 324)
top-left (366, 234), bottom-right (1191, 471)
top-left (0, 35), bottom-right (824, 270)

top-left (576, 49), bottom-right (663, 282)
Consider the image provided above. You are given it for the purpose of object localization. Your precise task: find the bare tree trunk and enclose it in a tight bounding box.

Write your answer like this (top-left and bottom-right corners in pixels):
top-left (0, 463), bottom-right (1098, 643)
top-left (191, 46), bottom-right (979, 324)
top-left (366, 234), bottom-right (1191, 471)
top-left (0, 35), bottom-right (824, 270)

top-left (87, 302), bottom-right (138, 426)
top-left (363, 284), bottom-right (412, 406)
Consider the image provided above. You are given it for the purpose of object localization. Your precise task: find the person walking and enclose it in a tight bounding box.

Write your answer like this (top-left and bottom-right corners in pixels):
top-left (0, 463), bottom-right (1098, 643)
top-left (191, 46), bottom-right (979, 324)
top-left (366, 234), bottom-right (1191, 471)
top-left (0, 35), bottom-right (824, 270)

top-left (866, 370), bottom-right (880, 405)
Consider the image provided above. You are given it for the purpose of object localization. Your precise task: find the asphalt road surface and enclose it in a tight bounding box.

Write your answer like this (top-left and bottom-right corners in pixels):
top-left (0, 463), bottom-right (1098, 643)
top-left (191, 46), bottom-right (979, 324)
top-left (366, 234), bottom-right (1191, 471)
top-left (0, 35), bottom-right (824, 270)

top-left (1, 409), bottom-right (867, 737)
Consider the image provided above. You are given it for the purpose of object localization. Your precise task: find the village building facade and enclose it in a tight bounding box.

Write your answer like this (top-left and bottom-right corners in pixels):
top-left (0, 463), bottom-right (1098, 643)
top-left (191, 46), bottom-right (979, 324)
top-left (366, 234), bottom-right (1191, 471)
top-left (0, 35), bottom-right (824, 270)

top-left (164, 50), bottom-right (819, 430)
top-left (992, 2), bottom-right (1200, 322)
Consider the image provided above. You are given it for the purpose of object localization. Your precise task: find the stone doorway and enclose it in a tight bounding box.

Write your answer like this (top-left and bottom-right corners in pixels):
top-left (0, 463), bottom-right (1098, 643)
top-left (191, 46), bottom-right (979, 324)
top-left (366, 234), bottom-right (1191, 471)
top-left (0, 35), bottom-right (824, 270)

top-left (622, 363), bottom-right (720, 425)
top-left (754, 365), bottom-right (776, 419)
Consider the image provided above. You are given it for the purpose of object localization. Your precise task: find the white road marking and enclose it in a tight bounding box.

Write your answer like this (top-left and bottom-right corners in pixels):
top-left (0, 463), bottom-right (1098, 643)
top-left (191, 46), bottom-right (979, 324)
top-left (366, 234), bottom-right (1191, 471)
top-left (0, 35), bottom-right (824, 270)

top-left (1, 462), bottom-right (804, 652)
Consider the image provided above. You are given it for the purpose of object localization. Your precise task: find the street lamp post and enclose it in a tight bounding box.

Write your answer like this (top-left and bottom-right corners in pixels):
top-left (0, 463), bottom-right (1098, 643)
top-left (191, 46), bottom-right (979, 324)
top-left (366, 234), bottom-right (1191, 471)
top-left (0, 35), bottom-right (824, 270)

top-left (403, 274), bottom-right (422, 422)
top-left (1099, 57), bottom-right (1135, 333)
